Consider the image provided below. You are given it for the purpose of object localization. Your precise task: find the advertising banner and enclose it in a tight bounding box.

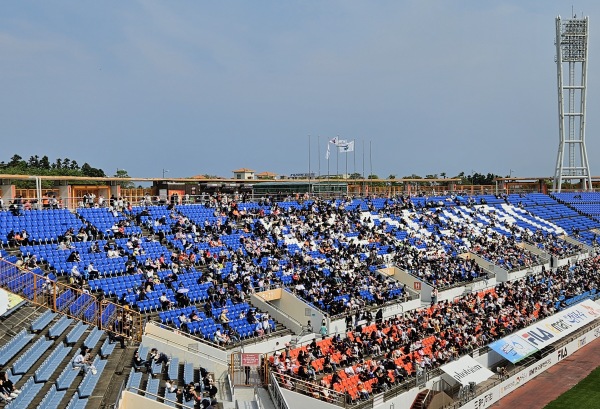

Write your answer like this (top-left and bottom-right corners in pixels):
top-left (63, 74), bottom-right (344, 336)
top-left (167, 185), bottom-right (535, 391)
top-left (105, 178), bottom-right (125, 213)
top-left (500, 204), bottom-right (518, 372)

top-left (489, 334), bottom-right (538, 363)
top-left (489, 300), bottom-right (600, 362)
top-left (441, 355), bottom-right (495, 386)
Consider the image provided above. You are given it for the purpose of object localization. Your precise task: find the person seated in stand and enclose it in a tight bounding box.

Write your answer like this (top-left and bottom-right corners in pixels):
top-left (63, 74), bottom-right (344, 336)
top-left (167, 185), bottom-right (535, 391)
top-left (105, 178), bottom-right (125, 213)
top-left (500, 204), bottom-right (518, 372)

top-left (76, 227), bottom-right (88, 242)
top-left (66, 250), bottom-right (81, 263)
top-left (8, 202), bottom-right (20, 216)
top-left (73, 346), bottom-right (97, 375)
top-left (228, 328), bottom-right (241, 343)
top-left (6, 230), bottom-right (15, 247)
top-left (70, 265), bottom-right (84, 287)
top-left (164, 270), bottom-right (178, 289)
top-left (214, 328), bottom-right (229, 346)
top-left (107, 245), bottom-right (119, 258)
top-left (357, 381), bottom-right (370, 400)
top-left (87, 262), bottom-right (100, 280)
top-left (219, 308), bottom-right (230, 330)
top-left (89, 241), bottom-right (101, 253)
top-left (108, 319), bottom-right (127, 349)
top-left (62, 227), bottom-right (75, 245)
top-left (132, 350), bottom-right (148, 372)
top-left (165, 379), bottom-right (178, 394)
top-left (183, 382), bottom-right (205, 403)
top-left (17, 230), bottom-right (29, 246)
top-left (147, 348), bottom-right (170, 374)
top-left (175, 283), bottom-right (190, 307)
top-left (205, 378), bottom-right (218, 400)
top-left (159, 292), bottom-right (173, 310)
top-left (186, 310), bottom-right (200, 323)
top-left (179, 312), bottom-right (190, 332)
top-left (0, 381), bottom-right (14, 403)
top-left (204, 302), bottom-right (213, 318)
top-left (255, 321), bottom-right (265, 337)
top-left (0, 372), bottom-right (19, 402)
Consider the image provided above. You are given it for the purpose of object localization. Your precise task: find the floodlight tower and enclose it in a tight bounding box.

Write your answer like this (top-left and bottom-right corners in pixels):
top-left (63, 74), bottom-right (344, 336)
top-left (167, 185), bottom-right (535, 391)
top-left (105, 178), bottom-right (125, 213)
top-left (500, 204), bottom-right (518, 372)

top-left (553, 15), bottom-right (593, 192)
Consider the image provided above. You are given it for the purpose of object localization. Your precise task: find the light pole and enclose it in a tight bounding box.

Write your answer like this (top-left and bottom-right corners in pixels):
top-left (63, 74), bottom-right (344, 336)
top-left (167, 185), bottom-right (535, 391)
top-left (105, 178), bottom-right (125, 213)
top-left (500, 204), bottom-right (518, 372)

top-left (162, 169), bottom-right (169, 179)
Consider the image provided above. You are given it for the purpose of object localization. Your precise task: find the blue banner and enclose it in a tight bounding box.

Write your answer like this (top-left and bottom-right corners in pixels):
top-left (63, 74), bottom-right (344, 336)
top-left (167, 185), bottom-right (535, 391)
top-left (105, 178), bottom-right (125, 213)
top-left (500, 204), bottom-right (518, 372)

top-left (489, 334), bottom-right (538, 363)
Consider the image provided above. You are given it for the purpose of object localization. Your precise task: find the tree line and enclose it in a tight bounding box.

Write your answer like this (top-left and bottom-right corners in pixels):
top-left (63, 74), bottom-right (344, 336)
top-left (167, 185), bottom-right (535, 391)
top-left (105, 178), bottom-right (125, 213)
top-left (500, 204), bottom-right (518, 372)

top-left (2, 154), bottom-right (106, 178)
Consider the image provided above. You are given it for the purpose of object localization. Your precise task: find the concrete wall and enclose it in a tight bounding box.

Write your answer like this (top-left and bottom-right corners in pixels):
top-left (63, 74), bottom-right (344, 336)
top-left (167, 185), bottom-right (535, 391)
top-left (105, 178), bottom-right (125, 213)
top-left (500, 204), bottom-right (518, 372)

top-left (143, 322), bottom-right (228, 375)
top-left (270, 289), bottom-right (325, 335)
top-left (250, 292), bottom-right (304, 335)
top-left (279, 385), bottom-right (342, 409)
top-left (238, 333), bottom-right (293, 354)
top-left (120, 390), bottom-right (191, 409)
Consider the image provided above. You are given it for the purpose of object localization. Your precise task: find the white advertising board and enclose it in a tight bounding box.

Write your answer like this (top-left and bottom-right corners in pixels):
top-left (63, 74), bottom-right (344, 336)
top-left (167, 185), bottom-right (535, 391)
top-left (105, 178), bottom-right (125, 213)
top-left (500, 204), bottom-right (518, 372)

top-left (441, 355), bottom-right (495, 386)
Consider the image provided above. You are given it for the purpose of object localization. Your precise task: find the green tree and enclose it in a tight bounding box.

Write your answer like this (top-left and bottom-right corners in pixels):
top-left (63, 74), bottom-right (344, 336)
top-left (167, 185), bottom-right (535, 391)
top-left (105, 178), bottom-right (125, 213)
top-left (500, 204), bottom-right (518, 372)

top-left (39, 155), bottom-right (50, 169)
top-left (349, 172), bottom-right (362, 179)
top-left (8, 154), bottom-right (26, 169)
top-left (28, 155), bottom-right (40, 168)
top-left (114, 169), bottom-right (135, 188)
top-left (81, 163), bottom-right (105, 177)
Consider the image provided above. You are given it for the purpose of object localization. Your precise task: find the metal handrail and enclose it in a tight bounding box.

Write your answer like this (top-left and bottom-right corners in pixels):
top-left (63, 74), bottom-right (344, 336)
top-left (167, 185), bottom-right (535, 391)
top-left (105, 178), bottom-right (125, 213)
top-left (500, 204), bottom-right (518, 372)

top-left (0, 258), bottom-right (143, 342)
top-left (254, 385), bottom-right (265, 409)
top-left (268, 372), bottom-right (291, 409)
top-left (125, 385), bottom-right (195, 408)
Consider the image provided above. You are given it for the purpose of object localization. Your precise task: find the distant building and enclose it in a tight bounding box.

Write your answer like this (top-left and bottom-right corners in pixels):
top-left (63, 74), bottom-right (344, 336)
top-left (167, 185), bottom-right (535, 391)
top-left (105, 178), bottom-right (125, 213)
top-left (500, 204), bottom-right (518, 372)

top-left (232, 168), bottom-right (255, 180)
top-left (256, 171), bottom-right (277, 180)
top-left (289, 172), bottom-right (316, 180)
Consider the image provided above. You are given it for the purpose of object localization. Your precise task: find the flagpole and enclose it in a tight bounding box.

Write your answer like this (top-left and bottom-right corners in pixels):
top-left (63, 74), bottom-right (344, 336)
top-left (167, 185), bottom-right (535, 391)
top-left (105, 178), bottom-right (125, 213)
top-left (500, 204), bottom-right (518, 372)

top-left (369, 140), bottom-right (373, 178)
top-left (336, 135), bottom-right (339, 178)
top-left (345, 148), bottom-right (348, 180)
top-left (362, 139), bottom-right (365, 195)
top-left (353, 139), bottom-right (356, 175)
top-left (327, 143), bottom-right (330, 184)
top-left (308, 134), bottom-right (311, 182)
top-left (317, 136), bottom-right (321, 179)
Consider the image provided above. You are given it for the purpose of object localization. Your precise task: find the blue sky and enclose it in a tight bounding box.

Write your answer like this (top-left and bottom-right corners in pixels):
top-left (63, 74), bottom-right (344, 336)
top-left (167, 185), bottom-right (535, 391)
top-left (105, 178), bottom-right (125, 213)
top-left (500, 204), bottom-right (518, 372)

top-left (1, 1), bottom-right (600, 179)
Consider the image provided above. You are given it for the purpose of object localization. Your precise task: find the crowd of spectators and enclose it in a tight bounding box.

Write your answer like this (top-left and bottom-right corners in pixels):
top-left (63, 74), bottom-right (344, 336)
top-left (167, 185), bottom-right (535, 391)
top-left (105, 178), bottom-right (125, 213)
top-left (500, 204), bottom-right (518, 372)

top-left (2, 192), bottom-right (590, 343)
top-left (270, 255), bottom-right (600, 402)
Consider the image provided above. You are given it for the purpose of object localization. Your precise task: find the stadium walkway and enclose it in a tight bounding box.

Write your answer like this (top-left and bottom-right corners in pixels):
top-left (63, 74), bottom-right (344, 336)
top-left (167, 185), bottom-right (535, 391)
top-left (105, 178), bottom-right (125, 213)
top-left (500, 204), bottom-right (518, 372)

top-left (491, 336), bottom-right (600, 409)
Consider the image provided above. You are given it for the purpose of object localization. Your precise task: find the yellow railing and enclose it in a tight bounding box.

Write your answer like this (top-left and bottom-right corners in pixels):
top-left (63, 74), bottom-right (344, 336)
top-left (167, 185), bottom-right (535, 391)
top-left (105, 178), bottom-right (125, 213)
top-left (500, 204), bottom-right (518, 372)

top-left (0, 258), bottom-right (143, 342)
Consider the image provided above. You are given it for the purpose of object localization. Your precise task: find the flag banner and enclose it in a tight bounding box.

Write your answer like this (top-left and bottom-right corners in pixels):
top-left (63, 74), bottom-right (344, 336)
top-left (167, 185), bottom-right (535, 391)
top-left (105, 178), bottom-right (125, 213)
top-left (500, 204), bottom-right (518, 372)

top-left (329, 137), bottom-right (338, 145)
top-left (325, 143), bottom-right (331, 160)
top-left (489, 334), bottom-right (538, 364)
top-left (338, 141), bottom-right (354, 153)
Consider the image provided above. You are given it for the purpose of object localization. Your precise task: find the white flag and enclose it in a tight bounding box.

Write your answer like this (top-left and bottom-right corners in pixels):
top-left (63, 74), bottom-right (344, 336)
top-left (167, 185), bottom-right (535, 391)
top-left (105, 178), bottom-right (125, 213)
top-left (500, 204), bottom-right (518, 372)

top-left (326, 143), bottom-right (331, 160)
top-left (339, 141), bottom-right (354, 153)
top-left (329, 137), bottom-right (338, 145)
top-left (336, 139), bottom-right (348, 146)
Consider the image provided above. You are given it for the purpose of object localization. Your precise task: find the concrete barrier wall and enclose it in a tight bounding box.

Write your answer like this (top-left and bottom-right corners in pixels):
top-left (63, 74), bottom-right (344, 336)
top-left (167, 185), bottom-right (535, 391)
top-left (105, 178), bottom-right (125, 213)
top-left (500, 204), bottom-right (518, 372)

top-left (269, 289), bottom-right (325, 335)
top-left (119, 390), bottom-right (190, 409)
top-left (143, 322), bottom-right (228, 374)
top-left (250, 292), bottom-right (304, 335)
top-left (239, 333), bottom-right (293, 354)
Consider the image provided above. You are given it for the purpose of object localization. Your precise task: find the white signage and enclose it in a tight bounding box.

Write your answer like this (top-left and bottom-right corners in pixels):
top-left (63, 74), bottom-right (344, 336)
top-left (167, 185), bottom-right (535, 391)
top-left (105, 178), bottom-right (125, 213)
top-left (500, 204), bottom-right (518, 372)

top-left (512, 299), bottom-right (600, 350)
top-left (441, 355), bottom-right (495, 386)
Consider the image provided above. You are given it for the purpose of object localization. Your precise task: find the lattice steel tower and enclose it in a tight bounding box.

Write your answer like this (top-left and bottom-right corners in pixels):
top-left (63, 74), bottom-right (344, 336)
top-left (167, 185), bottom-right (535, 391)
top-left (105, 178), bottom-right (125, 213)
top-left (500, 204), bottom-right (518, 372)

top-left (553, 15), bottom-right (592, 192)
